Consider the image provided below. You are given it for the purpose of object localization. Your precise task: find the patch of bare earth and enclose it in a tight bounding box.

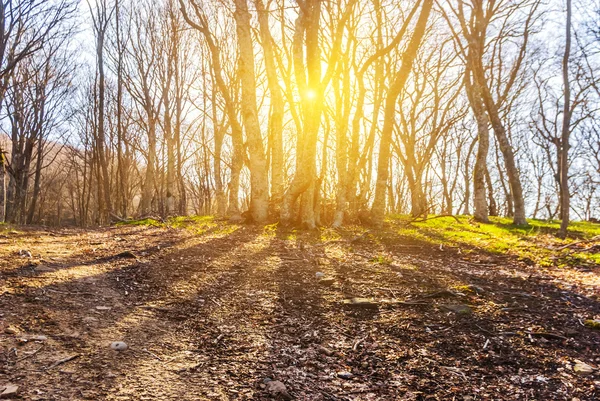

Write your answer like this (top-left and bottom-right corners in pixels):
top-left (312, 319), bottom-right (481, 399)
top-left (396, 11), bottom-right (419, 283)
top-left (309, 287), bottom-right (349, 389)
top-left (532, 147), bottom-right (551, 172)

top-left (0, 224), bottom-right (599, 400)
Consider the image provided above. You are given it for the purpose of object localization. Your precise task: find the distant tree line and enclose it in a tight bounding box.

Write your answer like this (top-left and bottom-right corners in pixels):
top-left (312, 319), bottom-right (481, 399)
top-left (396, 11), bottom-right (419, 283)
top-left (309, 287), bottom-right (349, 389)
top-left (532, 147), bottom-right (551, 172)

top-left (0, 0), bottom-right (598, 237)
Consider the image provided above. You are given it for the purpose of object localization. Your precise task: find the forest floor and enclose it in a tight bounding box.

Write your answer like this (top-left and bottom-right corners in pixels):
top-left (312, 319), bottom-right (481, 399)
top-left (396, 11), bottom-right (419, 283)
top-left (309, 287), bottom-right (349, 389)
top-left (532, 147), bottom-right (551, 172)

top-left (0, 216), bottom-right (599, 400)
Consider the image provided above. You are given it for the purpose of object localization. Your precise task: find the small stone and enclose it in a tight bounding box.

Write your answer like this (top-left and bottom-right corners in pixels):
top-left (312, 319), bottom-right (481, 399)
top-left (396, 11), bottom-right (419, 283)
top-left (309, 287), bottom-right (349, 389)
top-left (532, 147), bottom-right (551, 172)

top-left (317, 345), bottom-right (334, 356)
top-left (0, 384), bottom-right (19, 399)
top-left (264, 379), bottom-right (292, 400)
top-left (441, 304), bottom-right (472, 315)
top-left (342, 298), bottom-right (379, 309)
top-left (110, 341), bottom-right (128, 351)
top-left (573, 360), bottom-right (595, 375)
top-left (337, 371), bottom-right (353, 380)
top-left (4, 326), bottom-right (19, 335)
top-left (19, 249), bottom-right (32, 258)
top-left (319, 277), bottom-right (335, 286)
top-left (316, 258), bottom-right (330, 266)
top-left (466, 284), bottom-right (484, 294)
top-left (315, 272), bottom-right (325, 279)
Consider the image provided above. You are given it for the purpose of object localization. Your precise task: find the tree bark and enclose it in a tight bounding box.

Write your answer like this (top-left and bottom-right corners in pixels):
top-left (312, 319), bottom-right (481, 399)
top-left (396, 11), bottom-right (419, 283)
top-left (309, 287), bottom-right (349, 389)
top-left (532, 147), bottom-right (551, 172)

top-left (234, 0), bottom-right (269, 223)
top-left (370, 0), bottom-right (433, 224)
top-left (558, 0), bottom-right (572, 238)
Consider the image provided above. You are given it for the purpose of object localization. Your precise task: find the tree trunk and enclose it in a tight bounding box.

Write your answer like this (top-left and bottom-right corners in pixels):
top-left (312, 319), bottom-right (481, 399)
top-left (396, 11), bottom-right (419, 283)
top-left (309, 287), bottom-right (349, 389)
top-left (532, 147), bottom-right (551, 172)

top-left (234, 0), bottom-right (269, 223)
top-left (473, 68), bottom-right (526, 225)
top-left (465, 69), bottom-right (490, 223)
top-left (558, 0), bottom-right (572, 239)
top-left (371, 0), bottom-right (433, 225)
top-left (255, 0), bottom-right (284, 213)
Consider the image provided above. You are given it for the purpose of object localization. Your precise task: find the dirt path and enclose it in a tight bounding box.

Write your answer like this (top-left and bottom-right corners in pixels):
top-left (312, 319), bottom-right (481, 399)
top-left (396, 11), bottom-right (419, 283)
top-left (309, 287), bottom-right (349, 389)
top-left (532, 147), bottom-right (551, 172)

top-left (0, 224), bottom-right (599, 400)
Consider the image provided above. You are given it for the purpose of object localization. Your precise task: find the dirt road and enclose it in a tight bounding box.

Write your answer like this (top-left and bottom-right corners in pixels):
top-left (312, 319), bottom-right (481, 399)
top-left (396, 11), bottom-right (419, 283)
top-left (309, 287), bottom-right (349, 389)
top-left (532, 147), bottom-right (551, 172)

top-left (0, 223), bottom-right (599, 400)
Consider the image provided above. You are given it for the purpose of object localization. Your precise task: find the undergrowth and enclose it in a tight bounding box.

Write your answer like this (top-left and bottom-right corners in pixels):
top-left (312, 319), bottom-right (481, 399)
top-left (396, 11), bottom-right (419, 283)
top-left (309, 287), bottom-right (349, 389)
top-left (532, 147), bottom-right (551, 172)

top-left (388, 215), bottom-right (600, 268)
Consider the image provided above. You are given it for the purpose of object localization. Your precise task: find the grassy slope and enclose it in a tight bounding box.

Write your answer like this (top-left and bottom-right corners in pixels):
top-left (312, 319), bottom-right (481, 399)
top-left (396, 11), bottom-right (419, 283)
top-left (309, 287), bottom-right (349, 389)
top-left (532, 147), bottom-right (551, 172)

top-left (388, 215), bottom-right (600, 268)
top-left (95, 214), bottom-right (600, 269)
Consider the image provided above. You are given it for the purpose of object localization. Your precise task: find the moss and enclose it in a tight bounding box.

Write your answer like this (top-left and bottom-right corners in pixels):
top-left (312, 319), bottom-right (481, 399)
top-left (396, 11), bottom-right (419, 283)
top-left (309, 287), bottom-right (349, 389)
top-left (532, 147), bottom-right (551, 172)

top-left (584, 319), bottom-right (600, 330)
top-left (370, 255), bottom-right (392, 264)
top-left (116, 218), bottom-right (164, 227)
top-left (388, 215), bottom-right (600, 268)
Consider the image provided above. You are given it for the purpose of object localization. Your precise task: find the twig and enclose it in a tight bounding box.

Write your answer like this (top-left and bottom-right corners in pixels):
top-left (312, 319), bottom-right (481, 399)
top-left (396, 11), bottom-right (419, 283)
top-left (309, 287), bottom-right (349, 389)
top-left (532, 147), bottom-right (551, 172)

top-left (352, 336), bottom-right (366, 351)
top-left (141, 348), bottom-right (162, 361)
top-left (524, 331), bottom-right (568, 341)
top-left (403, 214), bottom-right (461, 226)
top-left (16, 345), bottom-right (44, 362)
top-left (46, 354), bottom-right (80, 370)
top-left (554, 235), bottom-right (600, 251)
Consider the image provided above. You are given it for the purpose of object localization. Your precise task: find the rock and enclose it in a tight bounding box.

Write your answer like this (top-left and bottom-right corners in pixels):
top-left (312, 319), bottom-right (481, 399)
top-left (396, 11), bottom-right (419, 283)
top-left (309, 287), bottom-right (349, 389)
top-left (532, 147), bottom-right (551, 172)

top-left (0, 384), bottom-right (19, 399)
top-left (584, 319), bottom-right (600, 330)
top-left (440, 304), bottom-right (472, 315)
top-left (319, 277), bottom-right (335, 286)
top-left (316, 258), bottom-right (330, 266)
top-left (4, 326), bottom-right (19, 335)
top-left (573, 360), bottom-right (595, 375)
top-left (110, 341), bottom-right (128, 351)
top-left (317, 345), bottom-right (334, 356)
top-left (315, 272), bottom-right (325, 279)
top-left (19, 249), bottom-right (32, 258)
top-left (115, 251), bottom-right (137, 259)
top-left (263, 379), bottom-right (292, 400)
top-left (337, 371), bottom-right (353, 380)
top-left (342, 298), bottom-right (379, 309)
top-left (466, 284), bottom-right (484, 294)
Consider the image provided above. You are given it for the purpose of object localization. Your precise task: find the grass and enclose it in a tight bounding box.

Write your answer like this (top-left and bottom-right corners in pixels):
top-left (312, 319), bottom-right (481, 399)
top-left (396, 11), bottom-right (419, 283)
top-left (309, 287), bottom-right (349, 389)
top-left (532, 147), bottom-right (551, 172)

top-left (388, 215), bottom-right (600, 268)
top-left (116, 215), bottom-right (237, 236)
top-left (115, 213), bottom-right (600, 269)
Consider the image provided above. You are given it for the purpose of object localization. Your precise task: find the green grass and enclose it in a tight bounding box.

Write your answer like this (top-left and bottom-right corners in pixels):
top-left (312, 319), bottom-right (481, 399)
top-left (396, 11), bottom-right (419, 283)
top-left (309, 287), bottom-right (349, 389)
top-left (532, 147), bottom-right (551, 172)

top-left (116, 218), bottom-right (165, 227)
top-left (116, 215), bottom-right (237, 235)
top-left (388, 215), bottom-right (600, 268)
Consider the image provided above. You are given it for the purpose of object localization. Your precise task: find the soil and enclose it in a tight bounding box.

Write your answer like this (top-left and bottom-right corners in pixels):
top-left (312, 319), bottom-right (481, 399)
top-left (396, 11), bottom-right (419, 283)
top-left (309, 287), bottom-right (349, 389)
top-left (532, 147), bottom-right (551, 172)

top-left (0, 223), bottom-right (599, 400)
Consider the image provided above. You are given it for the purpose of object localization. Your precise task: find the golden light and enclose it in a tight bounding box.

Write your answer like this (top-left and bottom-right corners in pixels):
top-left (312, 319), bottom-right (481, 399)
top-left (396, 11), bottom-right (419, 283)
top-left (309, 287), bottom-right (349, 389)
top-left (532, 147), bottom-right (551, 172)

top-left (304, 88), bottom-right (317, 100)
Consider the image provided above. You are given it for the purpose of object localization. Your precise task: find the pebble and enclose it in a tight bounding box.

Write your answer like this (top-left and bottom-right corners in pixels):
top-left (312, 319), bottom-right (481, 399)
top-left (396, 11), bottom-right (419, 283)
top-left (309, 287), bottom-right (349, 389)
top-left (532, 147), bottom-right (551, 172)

top-left (317, 345), bottom-right (334, 356)
top-left (4, 326), bottom-right (18, 335)
top-left (0, 384), bottom-right (19, 399)
top-left (315, 272), bottom-right (325, 279)
top-left (263, 379), bottom-right (292, 400)
top-left (110, 341), bottom-right (128, 351)
top-left (319, 277), bottom-right (336, 286)
top-left (19, 250), bottom-right (32, 258)
top-left (573, 360), bottom-right (595, 375)
top-left (342, 298), bottom-right (379, 309)
top-left (337, 371), bottom-right (354, 380)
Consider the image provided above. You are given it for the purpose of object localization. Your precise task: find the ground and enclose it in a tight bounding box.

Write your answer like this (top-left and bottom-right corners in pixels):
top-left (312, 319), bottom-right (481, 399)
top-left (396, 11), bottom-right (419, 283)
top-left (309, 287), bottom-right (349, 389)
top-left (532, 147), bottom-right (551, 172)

top-left (0, 216), bottom-right (599, 400)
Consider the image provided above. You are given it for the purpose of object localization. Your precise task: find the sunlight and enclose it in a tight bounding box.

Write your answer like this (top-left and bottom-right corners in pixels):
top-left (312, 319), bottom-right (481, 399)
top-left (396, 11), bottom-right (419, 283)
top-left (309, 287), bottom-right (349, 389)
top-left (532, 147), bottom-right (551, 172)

top-left (304, 88), bottom-right (317, 101)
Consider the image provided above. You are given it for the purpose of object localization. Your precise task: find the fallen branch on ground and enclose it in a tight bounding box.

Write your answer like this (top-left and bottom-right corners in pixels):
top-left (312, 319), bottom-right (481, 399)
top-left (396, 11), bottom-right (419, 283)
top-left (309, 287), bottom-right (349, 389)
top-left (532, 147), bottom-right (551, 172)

top-left (46, 354), bottom-right (79, 370)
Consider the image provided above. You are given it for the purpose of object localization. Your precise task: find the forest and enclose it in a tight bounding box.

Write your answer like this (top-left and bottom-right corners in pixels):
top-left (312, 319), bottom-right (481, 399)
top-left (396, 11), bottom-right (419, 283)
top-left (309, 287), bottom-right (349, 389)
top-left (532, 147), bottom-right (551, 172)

top-left (0, 0), bottom-right (599, 400)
